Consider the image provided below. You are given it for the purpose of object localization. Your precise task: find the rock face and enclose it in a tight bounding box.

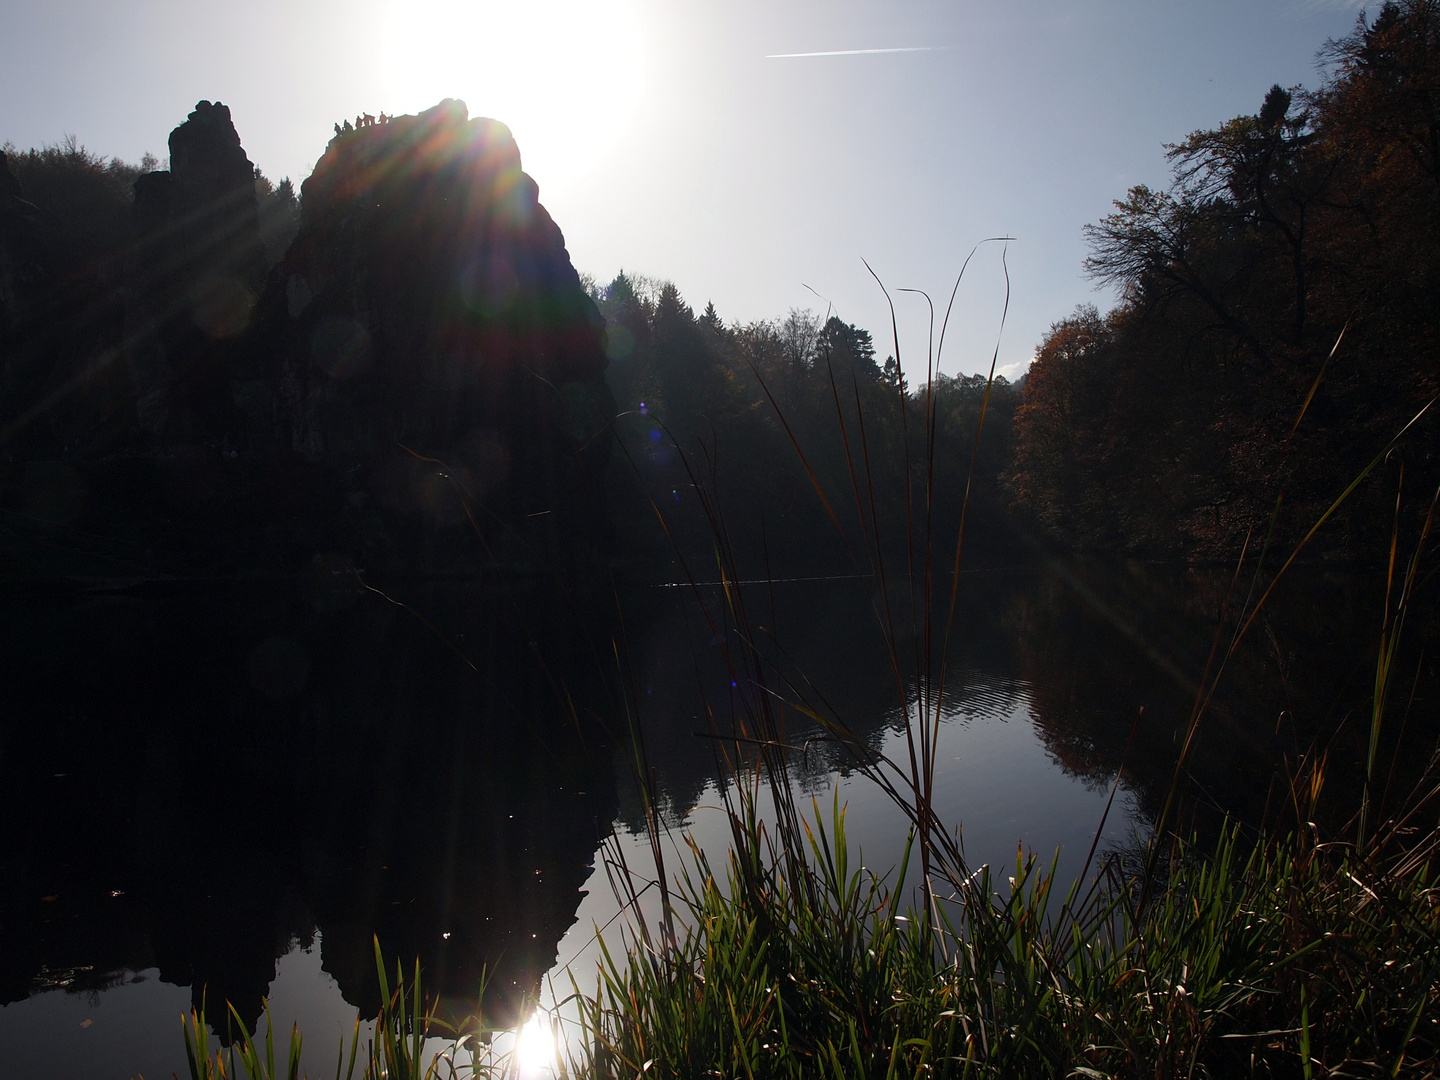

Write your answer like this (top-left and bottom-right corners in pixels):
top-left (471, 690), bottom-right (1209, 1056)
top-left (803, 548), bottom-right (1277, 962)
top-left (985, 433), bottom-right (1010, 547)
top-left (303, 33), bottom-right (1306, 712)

top-left (1, 99), bottom-right (614, 576)
top-left (127, 100), bottom-right (270, 442)
top-left (239, 99), bottom-right (615, 566)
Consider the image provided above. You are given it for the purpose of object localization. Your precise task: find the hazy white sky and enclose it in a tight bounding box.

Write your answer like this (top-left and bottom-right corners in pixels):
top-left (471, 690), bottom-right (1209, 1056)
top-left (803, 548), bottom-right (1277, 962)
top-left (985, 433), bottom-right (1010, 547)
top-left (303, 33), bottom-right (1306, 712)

top-left (1, 0), bottom-right (1365, 379)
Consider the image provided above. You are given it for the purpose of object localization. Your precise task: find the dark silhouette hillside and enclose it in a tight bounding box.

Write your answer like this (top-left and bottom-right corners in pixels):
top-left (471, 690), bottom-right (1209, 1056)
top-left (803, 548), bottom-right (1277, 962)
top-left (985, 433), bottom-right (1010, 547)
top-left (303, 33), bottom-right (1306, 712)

top-left (1, 100), bottom-right (615, 578)
top-left (35, 14), bottom-right (1440, 583)
top-left (0, 97), bottom-right (1025, 584)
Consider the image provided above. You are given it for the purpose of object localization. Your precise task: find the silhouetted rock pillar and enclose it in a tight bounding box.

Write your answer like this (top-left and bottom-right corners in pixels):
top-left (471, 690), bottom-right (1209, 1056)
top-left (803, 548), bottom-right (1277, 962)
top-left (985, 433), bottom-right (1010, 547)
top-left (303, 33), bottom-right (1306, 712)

top-left (125, 100), bottom-right (267, 444)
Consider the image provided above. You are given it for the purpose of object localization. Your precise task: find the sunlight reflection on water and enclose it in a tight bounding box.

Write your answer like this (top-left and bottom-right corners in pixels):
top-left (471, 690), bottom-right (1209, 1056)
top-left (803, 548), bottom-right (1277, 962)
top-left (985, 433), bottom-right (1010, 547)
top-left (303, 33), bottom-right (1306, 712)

top-left (0, 631), bottom-right (1146, 1078)
top-left (530, 670), bottom-right (1146, 1068)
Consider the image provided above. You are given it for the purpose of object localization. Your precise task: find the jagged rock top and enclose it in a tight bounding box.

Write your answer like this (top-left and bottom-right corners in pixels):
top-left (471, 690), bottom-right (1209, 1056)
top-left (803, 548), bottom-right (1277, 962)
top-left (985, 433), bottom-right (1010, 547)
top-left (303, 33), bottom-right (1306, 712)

top-left (303, 99), bottom-right (524, 228)
top-left (169, 101), bottom-right (254, 204)
top-left (287, 97), bottom-right (605, 385)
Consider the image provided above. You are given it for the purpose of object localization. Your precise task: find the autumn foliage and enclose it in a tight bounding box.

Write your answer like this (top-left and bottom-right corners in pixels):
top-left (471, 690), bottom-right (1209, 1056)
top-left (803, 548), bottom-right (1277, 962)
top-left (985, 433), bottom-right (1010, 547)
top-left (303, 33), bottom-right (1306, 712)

top-left (1011, 1), bottom-right (1440, 557)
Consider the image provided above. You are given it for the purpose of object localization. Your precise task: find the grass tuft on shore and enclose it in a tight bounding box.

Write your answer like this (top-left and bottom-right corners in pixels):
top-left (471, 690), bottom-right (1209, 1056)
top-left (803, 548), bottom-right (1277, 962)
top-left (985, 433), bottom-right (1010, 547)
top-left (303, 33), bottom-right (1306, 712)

top-left (576, 793), bottom-right (1439, 1078)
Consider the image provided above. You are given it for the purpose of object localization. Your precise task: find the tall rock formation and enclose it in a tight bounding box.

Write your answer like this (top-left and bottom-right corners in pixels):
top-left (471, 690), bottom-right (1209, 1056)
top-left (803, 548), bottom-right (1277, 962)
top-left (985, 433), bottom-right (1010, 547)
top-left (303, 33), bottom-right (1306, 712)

top-left (126, 100), bottom-right (269, 443)
top-left (240, 99), bottom-right (615, 566)
top-left (2, 99), bottom-right (613, 575)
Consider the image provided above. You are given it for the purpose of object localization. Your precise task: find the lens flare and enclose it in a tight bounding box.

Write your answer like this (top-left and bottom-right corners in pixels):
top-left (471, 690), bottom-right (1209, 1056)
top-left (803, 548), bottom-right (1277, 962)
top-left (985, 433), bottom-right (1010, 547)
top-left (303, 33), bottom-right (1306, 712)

top-left (310, 317), bottom-right (373, 379)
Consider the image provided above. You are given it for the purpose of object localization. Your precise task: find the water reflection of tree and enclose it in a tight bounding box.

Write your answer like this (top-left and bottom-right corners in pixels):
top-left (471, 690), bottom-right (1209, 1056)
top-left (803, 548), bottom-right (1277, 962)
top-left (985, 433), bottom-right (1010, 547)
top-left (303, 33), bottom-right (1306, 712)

top-left (610, 558), bottom-right (1422, 840)
top-left (608, 578), bottom-right (904, 829)
top-left (1005, 558), bottom-right (1438, 835)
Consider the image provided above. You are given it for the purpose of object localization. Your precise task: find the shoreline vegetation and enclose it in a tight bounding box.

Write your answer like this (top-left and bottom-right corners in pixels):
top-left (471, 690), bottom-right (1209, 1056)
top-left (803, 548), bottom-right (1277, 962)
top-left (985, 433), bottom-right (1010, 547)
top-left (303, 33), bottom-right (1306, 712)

top-left (179, 9), bottom-right (1438, 1077)
top-left (183, 802), bottom-right (1440, 1079)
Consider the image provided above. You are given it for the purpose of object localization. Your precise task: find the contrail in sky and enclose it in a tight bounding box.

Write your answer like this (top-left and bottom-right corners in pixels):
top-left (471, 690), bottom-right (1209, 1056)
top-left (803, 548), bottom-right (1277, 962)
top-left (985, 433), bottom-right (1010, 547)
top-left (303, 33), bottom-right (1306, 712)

top-left (765, 46), bottom-right (949, 58)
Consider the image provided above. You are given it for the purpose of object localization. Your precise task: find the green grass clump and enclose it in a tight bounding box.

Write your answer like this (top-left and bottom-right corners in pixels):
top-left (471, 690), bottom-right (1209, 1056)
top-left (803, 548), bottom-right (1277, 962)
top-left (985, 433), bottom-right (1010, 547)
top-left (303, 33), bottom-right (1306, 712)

top-left (180, 939), bottom-right (492, 1080)
top-left (571, 788), bottom-right (1439, 1079)
top-left (177, 787), bottom-right (1440, 1079)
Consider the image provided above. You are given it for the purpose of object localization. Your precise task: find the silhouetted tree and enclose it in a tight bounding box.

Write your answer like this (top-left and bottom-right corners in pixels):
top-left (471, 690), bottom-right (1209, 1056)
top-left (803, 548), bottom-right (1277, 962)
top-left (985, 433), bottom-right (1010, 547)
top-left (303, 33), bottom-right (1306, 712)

top-left (590, 271), bottom-right (1018, 572)
top-left (0, 139), bottom-right (154, 454)
top-left (254, 169), bottom-right (299, 265)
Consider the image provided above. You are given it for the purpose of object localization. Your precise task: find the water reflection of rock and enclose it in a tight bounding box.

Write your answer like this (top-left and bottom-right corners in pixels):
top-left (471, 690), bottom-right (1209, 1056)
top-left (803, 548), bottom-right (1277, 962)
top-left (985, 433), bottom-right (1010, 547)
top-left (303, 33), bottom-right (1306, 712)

top-left (2, 557), bottom-right (1431, 1046)
top-left (0, 580), bottom-right (621, 1030)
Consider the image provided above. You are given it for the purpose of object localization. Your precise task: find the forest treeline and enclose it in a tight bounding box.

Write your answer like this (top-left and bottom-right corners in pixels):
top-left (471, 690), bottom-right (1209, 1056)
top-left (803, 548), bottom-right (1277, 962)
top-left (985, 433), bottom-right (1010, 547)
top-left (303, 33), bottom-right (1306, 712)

top-left (2, 138), bottom-right (300, 269)
top-left (2, 116), bottom-right (1018, 577)
top-left (1011, 1), bottom-right (1440, 559)
top-left (586, 272), bottom-right (1017, 573)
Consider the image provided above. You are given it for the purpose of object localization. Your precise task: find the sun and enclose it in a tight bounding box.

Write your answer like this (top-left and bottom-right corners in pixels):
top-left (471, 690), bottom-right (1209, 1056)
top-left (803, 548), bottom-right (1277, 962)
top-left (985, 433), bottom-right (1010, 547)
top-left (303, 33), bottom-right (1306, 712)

top-left (512, 1010), bottom-right (559, 1075)
top-left (377, 0), bottom-right (648, 187)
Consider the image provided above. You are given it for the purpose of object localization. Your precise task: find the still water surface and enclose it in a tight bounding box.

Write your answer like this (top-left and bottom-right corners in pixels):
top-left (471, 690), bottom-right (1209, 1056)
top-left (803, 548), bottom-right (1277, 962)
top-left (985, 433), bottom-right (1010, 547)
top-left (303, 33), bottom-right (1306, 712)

top-left (0, 558), bottom-right (1412, 1078)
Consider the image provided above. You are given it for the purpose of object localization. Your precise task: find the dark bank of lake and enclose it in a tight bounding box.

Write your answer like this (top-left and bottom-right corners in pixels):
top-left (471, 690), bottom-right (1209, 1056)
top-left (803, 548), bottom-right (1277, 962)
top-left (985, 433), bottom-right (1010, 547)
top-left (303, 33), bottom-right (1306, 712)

top-left (0, 556), bottom-right (1430, 1079)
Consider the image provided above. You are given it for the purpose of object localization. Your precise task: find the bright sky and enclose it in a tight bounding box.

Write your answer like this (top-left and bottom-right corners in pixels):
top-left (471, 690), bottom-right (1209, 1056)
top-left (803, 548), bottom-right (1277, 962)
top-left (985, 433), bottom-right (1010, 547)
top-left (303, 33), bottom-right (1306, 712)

top-left (1, 0), bottom-right (1365, 380)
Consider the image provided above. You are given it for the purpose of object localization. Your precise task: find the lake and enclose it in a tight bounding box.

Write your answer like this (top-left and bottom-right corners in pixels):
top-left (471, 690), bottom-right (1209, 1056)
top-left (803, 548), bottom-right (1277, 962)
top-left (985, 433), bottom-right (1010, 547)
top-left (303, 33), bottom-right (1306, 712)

top-left (0, 555), bottom-right (1421, 1078)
